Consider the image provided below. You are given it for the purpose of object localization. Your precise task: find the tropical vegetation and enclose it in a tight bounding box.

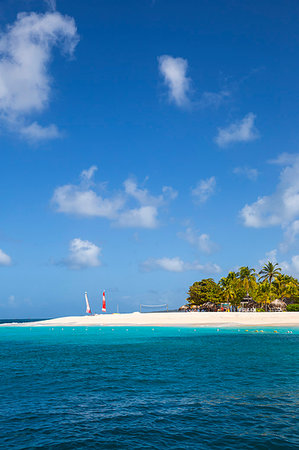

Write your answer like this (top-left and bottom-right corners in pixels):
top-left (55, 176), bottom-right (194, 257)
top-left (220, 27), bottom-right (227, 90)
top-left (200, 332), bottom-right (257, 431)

top-left (186, 262), bottom-right (299, 310)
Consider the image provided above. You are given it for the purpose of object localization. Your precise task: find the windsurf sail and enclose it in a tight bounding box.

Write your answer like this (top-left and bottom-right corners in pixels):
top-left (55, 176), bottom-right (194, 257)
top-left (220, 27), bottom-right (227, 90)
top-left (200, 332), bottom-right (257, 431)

top-left (85, 292), bottom-right (92, 314)
top-left (102, 290), bottom-right (106, 312)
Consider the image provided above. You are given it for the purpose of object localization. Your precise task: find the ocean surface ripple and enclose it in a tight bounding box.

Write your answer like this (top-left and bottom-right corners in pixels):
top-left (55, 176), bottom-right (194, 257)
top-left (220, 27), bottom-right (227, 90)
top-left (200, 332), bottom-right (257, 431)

top-left (0, 326), bottom-right (298, 449)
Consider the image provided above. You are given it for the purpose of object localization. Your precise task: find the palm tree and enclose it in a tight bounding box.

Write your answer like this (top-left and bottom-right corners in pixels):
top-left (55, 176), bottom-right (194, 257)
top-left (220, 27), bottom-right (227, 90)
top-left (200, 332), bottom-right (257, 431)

top-left (258, 262), bottom-right (281, 285)
top-left (238, 266), bottom-right (257, 294)
top-left (258, 262), bottom-right (281, 310)
top-left (219, 272), bottom-right (239, 310)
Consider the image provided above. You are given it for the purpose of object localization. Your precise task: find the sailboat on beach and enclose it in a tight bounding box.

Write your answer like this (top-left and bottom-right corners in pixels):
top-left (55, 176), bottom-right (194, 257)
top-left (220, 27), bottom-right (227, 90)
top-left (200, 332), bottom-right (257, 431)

top-left (85, 292), bottom-right (92, 315)
top-left (102, 290), bottom-right (106, 312)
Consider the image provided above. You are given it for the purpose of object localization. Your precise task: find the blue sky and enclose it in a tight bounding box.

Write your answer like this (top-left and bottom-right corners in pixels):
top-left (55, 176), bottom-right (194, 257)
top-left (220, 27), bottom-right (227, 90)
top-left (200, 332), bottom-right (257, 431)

top-left (1, 0), bottom-right (299, 317)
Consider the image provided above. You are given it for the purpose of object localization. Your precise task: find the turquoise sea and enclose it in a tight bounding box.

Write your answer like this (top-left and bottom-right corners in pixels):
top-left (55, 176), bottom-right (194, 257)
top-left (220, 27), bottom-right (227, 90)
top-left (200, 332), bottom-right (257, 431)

top-left (0, 325), bottom-right (298, 449)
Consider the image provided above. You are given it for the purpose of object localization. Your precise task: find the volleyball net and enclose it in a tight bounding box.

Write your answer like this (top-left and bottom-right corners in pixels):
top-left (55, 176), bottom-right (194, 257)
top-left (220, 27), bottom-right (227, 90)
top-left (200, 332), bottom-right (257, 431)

top-left (140, 303), bottom-right (168, 313)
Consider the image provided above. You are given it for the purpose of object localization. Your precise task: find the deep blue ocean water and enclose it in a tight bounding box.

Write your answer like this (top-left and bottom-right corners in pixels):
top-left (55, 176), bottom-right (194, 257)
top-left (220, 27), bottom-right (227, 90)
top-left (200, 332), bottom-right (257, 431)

top-left (0, 326), bottom-right (298, 449)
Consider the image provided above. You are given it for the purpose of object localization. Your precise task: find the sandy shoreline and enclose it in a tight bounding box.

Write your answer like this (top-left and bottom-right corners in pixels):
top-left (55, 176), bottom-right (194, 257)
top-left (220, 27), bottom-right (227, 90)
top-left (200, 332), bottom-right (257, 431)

top-left (1, 312), bottom-right (299, 327)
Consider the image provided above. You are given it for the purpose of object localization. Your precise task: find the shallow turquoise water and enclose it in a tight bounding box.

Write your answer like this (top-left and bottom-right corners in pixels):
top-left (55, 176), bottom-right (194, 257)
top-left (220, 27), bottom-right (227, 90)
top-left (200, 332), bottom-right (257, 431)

top-left (0, 326), bottom-right (298, 449)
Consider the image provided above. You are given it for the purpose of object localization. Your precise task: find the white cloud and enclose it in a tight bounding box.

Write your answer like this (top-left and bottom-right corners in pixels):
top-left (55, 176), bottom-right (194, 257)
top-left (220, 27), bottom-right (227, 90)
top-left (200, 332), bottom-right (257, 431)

top-left (81, 165), bottom-right (98, 182)
top-left (233, 166), bottom-right (259, 181)
top-left (65, 238), bottom-right (101, 270)
top-left (178, 227), bottom-right (218, 254)
top-left (0, 11), bottom-right (78, 139)
top-left (20, 122), bottom-right (61, 141)
top-left (268, 153), bottom-right (298, 166)
top-left (192, 176), bottom-right (216, 204)
top-left (117, 206), bottom-right (158, 229)
top-left (52, 184), bottom-right (124, 218)
top-left (141, 256), bottom-right (221, 273)
top-left (241, 154), bottom-right (299, 229)
top-left (52, 166), bottom-right (124, 218)
top-left (0, 248), bottom-right (12, 266)
top-left (158, 55), bottom-right (191, 107)
top-left (52, 167), bottom-right (177, 228)
top-left (215, 113), bottom-right (259, 147)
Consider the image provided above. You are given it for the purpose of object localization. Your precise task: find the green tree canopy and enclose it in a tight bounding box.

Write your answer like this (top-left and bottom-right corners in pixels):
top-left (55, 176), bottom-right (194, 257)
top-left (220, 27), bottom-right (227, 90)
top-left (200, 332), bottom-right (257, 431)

top-left (186, 261), bottom-right (299, 308)
top-left (186, 279), bottom-right (222, 305)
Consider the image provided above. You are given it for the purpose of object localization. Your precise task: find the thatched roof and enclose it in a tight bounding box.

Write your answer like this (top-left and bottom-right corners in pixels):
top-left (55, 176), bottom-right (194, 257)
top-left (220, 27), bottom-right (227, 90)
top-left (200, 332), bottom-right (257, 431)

top-left (201, 302), bottom-right (216, 310)
top-left (179, 305), bottom-right (189, 311)
top-left (270, 299), bottom-right (287, 310)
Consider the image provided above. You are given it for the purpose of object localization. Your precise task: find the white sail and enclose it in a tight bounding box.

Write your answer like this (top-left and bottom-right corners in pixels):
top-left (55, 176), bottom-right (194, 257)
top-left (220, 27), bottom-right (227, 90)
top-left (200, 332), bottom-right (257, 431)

top-left (85, 292), bottom-right (91, 314)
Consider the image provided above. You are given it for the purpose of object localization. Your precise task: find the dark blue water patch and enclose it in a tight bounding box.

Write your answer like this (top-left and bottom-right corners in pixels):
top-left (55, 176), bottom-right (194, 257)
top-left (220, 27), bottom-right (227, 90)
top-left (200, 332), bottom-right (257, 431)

top-left (0, 319), bottom-right (49, 324)
top-left (0, 327), bottom-right (298, 449)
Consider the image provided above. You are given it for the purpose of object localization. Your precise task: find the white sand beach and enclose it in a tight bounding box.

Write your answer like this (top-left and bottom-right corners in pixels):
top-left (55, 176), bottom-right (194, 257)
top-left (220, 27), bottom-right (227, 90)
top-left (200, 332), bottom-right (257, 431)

top-left (2, 312), bottom-right (299, 327)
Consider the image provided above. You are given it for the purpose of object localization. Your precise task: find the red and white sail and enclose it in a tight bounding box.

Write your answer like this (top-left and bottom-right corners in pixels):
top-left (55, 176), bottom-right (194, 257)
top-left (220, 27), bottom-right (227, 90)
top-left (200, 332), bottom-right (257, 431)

top-left (85, 292), bottom-right (92, 314)
top-left (102, 290), bottom-right (106, 312)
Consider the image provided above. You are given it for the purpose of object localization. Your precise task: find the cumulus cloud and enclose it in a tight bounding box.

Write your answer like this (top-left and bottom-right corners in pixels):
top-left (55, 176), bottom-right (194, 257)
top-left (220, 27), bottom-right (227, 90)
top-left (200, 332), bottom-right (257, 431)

top-left (52, 167), bottom-right (177, 228)
top-left (0, 248), bottom-right (12, 266)
top-left (178, 227), bottom-right (218, 254)
top-left (241, 154), bottom-right (299, 229)
top-left (117, 206), bottom-right (158, 228)
top-left (158, 55), bottom-right (191, 107)
top-left (215, 113), bottom-right (259, 147)
top-left (64, 238), bottom-right (101, 270)
top-left (233, 166), bottom-right (259, 181)
top-left (141, 256), bottom-right (221, 273)
top-left (0, 11), bottom-right (78, 139)
top-left (192, 176), bottom-right (216, 204)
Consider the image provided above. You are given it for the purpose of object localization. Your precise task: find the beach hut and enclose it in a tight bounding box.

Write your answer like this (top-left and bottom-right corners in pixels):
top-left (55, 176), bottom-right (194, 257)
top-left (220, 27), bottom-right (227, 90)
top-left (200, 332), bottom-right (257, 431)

top-left (240, 294), bottom-right (257, 312)
top-left (269, 299), bottom-right (287, 312)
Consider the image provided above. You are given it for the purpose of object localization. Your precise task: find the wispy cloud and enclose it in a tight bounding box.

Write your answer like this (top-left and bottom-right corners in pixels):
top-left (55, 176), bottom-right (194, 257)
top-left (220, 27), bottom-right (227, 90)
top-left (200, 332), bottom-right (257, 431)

top-left (62, 238), bottom-right (101, 270)
top-left (44, 0), bottom-right (56, 11)
top-left (191, 176), bottom-right (216, 204)
top-left (20, 122), bottom-right (62, 141)
top-left (0, 11), bottom-right (79, 140)
top-left (52, 167), bottom-right (177, 228)
top-left (178, 227), bottom-right (218, 254)
top-left (258, 249), bottom-right (278, 268)
top-left (158, 55), bottom-right (191, 107)
top-left (198, 90), bottom-right (230, 109)
top-left (0, 248), bottom-right (12, 266)
top-left (141, 256), bottom-right (221, 273)
top-left (215, 113), bottom-right (259, 147)
top-left (233, 166), bottom-right (259, 181)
